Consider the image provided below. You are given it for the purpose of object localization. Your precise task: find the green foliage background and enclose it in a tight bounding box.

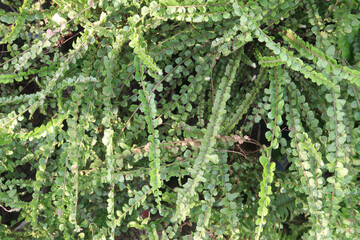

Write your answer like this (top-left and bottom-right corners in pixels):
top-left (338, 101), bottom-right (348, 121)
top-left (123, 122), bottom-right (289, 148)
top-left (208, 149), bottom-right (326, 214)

top-left (0, 0), bottom-right (359, 239)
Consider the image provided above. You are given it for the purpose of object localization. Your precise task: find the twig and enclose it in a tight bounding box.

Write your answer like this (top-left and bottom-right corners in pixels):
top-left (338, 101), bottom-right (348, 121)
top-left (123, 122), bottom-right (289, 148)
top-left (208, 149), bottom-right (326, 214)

top-left (0, 204), bottom-right (20, 212)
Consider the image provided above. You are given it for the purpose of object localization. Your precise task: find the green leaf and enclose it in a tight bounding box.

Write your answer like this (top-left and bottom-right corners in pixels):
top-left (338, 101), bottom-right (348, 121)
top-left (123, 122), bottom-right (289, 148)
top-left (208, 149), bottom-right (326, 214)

top-left (260, 156), bottom-right (268, 167)
top-left (227, 192), bottom-right (239, 201)
top-left (325, 94), bottom-right (333, 102)
top-left (326, 45), bottom-right (335, 56)
top-left (165, 65), bottom-right (173, 73)
top-left (205, 154), bottom-right (219, 164)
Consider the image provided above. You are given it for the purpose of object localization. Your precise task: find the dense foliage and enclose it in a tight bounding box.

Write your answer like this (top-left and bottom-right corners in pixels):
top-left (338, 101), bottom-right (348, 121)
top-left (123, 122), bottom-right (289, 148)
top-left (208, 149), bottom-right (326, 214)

top-left (0, 0), bottom-right (359, 239)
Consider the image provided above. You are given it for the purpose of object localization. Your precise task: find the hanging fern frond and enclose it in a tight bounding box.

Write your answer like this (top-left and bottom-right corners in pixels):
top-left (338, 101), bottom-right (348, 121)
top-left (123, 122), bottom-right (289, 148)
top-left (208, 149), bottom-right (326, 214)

top-left (255, 66), bottom-right (285, 239)
top-left (134, 56), bottom-right (163, 212)
top-left (282, 29), bottom-right (360, 87)
top-left (172, 55), bottom-right (240, 223)
top-left (256, 50), bottom-right (286, 67)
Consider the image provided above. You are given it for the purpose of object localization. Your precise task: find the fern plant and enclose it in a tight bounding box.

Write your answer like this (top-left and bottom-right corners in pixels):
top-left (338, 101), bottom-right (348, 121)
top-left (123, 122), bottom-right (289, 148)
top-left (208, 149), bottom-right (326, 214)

top-left (0, 0), bottom-right (359, 239)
